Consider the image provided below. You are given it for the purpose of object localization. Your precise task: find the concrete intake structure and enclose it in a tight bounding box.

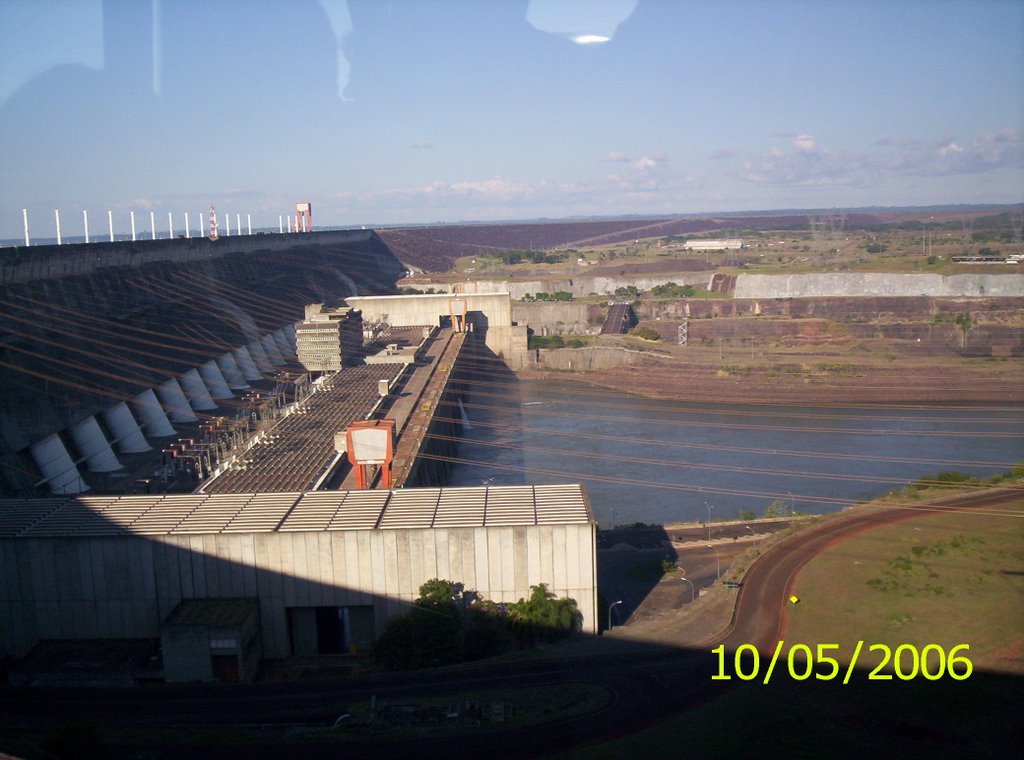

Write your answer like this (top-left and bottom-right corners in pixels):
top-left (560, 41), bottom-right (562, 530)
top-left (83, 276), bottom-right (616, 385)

top-left (103, 402), bottom-right (153, 454)
top-left (1, 228), bottom-right (408, 498)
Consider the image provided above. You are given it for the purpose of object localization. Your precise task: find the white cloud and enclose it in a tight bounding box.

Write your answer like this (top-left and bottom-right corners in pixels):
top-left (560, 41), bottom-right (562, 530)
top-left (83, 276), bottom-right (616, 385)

top-left (741, 128), bottom-right (1023, 190)
top-left (884, 129), bottom-right (1023, 176)
top-left (443, 177), bottom-right (537, 201)
top-left (792, 134), bottom-right (817, 153)
top-left (332, 176), bottom-right (551, 211)
top-left (938, 141), bottom-right (963, 157)
top-left (605, 153), bottom-right (669, 196)
top-left (127, 198), bottom-right (159, 209)
top-left (601, 151), bottom-right (631, 163)
top-left (632, 154), bottom-right (667, 170)
top-left (743, 139), bottom-right (867, 187)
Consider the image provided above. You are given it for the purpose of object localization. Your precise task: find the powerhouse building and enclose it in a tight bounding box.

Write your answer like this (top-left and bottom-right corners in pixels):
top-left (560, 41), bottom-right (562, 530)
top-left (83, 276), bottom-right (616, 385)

top-left (0, 484), bottom-right (597, 681)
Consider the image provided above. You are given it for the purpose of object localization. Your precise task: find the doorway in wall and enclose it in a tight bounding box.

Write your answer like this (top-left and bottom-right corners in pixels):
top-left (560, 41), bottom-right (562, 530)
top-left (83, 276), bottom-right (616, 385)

top-left (287, 606), bottom-right (375, 655)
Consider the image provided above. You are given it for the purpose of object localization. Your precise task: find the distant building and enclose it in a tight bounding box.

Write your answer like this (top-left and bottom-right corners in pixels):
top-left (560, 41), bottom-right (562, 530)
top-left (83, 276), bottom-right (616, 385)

top-left (683, 238), bottom-right (744, 251)
top-left (295, 303), bottom-right (363, 372)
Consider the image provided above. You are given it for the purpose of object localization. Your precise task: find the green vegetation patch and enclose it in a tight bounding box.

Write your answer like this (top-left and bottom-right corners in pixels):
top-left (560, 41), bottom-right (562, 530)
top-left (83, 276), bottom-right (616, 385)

top-left (629, 326), bottom-right (660, 341)
top-left (865, 535), bottom-right (984, 596)
top-left (815, 362), bottom-right (857, 376)
top-left (527, 333), bottom-right (593, 349)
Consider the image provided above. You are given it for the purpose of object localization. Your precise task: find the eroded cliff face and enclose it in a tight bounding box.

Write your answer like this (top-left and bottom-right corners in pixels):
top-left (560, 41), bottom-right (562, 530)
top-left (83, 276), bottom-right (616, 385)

top-left (514, 295), bottom-right (1024, 353)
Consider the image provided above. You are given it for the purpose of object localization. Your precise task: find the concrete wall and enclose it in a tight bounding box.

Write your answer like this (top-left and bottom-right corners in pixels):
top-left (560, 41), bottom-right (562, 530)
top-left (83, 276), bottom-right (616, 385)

top-left (423, 272), bottom-right (714, 300)
top-left (347, 293), bottom-right (515, 358)
top-left (512, 302), bottom-right (600, 336)
top-left (518, 346), bottom-right (641, 372)
top-left (734, 273), bottom-right (1024, 299)
top-left (0, 229), bottom-right (386, 284)
top-left (0, 523), bottom-right (598, 659)
top-left (160, 625), bottom-right (215, 683)
top-left (635, 295), bottom-right (1024, 322)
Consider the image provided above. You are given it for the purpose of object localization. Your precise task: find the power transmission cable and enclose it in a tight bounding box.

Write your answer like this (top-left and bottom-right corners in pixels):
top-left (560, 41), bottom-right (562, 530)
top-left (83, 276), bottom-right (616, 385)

top-left (421, 406), bottom-right (1024, 470)
top-left (446, 370), bottom-right (1024, 428)
top-left (415, 451), bottom-right (1024, 516)
top-left (421, 430), bottom-right (1024, 493)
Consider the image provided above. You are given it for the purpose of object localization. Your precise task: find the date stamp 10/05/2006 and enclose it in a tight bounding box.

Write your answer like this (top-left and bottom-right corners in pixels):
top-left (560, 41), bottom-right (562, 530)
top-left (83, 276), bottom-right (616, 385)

top-left (711, 642), bottom-right (973, 684)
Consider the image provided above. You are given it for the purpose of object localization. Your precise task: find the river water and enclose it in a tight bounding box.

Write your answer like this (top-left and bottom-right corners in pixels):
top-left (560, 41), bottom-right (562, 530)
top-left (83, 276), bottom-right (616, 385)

top-left (447, 378), bottom-right (1024, 527)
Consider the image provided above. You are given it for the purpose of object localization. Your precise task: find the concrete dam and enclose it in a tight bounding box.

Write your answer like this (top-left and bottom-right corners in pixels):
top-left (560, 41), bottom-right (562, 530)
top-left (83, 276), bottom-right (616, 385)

top-left (0, 239), bottom-right (602, 662)
top-left (0, 230), bottom-right (408, 497)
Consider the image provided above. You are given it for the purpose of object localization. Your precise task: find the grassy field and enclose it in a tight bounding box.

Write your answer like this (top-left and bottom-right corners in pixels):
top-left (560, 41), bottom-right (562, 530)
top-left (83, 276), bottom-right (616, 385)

top-left (784, 498), bottom-right (1024, 675)
top-left (555, 495), bottom-right (1024, 759)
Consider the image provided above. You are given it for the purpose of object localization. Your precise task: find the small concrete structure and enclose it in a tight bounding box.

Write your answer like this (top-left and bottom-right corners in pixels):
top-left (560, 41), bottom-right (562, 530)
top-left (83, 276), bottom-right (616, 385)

top-left (347, 293), bottom-right (522, 361)
top-left (161, 599), bottom-right (260, 683)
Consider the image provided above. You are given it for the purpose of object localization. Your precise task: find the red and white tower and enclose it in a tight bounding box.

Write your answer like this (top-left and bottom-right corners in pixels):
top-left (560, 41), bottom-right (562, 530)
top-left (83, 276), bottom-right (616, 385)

top-left (342, 419), bottom-right (396, 489)
top-left (295, 202), bottom-right (312, 233)
top-left (208, 205), bottom-right (219, 240)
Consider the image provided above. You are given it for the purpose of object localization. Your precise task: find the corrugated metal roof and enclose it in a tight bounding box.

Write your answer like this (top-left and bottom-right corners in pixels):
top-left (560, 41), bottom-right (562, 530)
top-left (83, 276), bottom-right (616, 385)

top-left (0, 485), bottom-right (591, 538)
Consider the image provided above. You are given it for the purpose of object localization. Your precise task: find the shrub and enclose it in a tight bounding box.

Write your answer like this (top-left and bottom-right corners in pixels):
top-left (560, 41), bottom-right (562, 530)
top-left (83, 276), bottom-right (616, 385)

top-left (528, 334), bottom-right (565, 349)
top-left (629, 326), bottom-right (660, 341)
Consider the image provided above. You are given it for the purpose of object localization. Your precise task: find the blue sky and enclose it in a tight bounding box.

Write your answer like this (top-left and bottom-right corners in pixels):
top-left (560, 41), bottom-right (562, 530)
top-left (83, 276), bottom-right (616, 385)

top-left (1, 0), bottom-right (1022, 240)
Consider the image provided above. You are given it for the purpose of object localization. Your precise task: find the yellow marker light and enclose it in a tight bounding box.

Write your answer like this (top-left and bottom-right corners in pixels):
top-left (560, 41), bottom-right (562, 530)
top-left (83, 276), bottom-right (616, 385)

top-left (789, 595), bottom-right (800, 604)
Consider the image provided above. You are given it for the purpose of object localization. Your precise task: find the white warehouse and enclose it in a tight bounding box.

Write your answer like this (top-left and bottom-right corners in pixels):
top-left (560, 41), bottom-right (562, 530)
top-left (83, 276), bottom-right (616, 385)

top-left (682, 239), bottom-right (744, 251)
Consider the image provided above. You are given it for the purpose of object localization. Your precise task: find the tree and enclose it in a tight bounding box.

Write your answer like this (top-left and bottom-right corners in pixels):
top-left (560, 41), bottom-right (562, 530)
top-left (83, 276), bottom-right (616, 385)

top-left (954, 313), bottom-right (973, 349)
top-left (416, 578), bottom-right (463, 609)
top-left (507, 584), bottom-right (581, 646)
top-left (462, 599), bottom-right (512, 661)
top-left (651, 282), bottom-right (696, 298)
top-left (374, 579), bottom-right (463, 670)
top-left (762, 499), bottom-right (787, 518)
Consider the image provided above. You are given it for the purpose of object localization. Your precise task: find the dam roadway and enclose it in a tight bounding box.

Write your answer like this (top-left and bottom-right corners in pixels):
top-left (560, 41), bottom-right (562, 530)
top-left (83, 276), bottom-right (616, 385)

top-left (0, 487), bottom-right (1014, 758)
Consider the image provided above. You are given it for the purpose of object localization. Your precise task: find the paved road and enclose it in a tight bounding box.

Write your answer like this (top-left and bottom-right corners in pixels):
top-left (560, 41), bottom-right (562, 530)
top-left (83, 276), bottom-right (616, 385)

top-left (717, 487), bottom-right (1021, 654)
top-left (1, 489), bottom-right (1015, 758)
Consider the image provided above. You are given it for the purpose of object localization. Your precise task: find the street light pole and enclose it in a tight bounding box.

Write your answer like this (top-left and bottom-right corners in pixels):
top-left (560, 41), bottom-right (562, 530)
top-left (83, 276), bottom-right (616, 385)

top-left (705, 501), bottom-right (714, 540)
top-left (745, 525), bottom-right (756, 549)
top-left (788, 492), bottom-right (795, 515)
top-left (707, 545), bottom-right (720, 579)
top-left (608, 599), bottom-right (623, 631)
top-left (680, 577), bottom-right (694, 603)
